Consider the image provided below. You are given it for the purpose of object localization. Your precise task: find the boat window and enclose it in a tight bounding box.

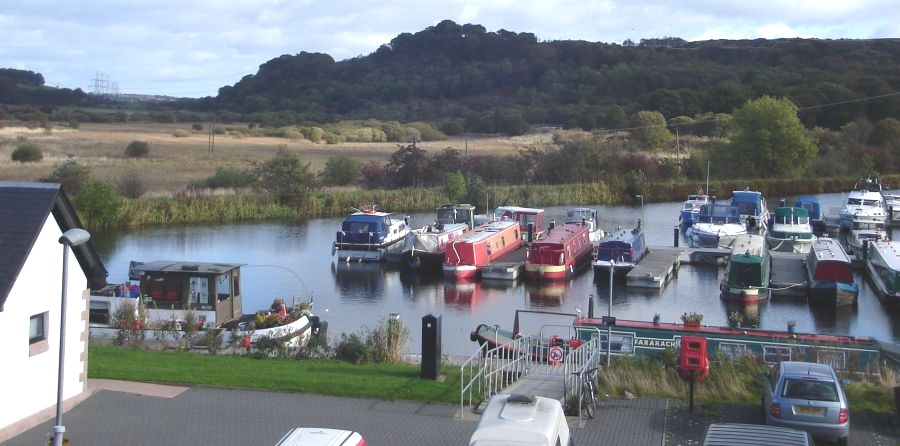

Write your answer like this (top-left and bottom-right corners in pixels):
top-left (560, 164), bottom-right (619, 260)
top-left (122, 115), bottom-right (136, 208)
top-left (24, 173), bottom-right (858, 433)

top-left (816, 350), bottom-right (847, 370)
top-left (717, 342), bottom-right (748, 359)
top-left (501, 236), bottom-right (506, 247)
top-left (216, 273), bottom-right (232, 301)
top-left (847, 198), bottom-right (862, 205)
top-left (189, 277), bottom-right (210, 306)
top-left (346, 222), bottom-right (371, 234)
top-left (763, 346), bottom-right (791, 363)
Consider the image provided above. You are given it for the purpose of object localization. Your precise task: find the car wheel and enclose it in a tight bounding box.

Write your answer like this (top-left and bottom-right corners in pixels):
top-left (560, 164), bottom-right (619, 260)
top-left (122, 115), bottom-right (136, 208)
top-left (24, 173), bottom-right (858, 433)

top-left (836, 435), bottom-right (848, 446)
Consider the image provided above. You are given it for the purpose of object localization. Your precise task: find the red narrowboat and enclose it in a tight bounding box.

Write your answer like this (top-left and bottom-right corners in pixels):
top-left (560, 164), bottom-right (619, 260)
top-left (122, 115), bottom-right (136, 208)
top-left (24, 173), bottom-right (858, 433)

top-left (524, 223), bottom-right (593, 280)
top-left (443, 220), bottom-right (523, 280)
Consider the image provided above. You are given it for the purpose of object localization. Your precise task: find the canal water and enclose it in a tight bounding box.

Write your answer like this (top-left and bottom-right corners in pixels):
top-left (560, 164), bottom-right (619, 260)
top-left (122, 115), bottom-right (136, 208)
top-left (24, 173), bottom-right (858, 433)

top-left (90, 192), bottom-right (900, 356)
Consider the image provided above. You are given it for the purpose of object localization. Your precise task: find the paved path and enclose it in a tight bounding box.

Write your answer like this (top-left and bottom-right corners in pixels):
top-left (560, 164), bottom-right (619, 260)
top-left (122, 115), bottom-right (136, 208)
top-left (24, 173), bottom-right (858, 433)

top-left (4, 380), bottom-right (666, 445)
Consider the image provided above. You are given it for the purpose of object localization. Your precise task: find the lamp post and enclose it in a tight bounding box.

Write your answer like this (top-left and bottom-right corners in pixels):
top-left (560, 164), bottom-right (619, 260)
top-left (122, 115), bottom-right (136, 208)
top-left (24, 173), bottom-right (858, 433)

top-left (607, 259), bottom-right (614, 368)
top-left (53, 228), bottom-right (90, 446)
top-left (635, 194), bottom-right (645, 227)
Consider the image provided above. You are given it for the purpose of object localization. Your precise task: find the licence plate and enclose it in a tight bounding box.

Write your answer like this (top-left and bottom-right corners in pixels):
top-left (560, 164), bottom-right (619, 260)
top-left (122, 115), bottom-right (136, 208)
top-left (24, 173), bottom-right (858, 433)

top-left (794, 405), bottom-right (825, 416)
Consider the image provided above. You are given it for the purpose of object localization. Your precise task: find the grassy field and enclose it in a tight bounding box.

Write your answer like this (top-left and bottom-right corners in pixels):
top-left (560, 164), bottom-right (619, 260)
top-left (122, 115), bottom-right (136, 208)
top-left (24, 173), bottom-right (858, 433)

top-left (0, 122), bottom-right (553, 195)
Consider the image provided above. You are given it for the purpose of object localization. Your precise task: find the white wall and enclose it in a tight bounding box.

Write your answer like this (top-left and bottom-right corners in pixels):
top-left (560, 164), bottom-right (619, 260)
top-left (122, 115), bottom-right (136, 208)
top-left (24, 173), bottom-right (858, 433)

top-left (0, 215), bottom-right (89, 437)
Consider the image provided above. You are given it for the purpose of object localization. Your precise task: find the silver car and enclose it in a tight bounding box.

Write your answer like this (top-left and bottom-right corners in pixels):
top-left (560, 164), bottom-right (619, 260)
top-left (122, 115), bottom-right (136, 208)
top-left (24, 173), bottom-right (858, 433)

top-left (762, 361), bottom-right (849, 445)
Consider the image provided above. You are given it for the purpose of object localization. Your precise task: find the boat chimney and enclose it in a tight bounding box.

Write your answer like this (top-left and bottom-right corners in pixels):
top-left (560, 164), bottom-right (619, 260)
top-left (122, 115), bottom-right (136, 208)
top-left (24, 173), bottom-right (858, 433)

top-left (588, 294), bottom-right (595, 318)
top-left (779, 198), bottom-right (786, 207)
top-left (549, 221), bottom-right (555, 231)
top-left (527, 222), bottom-right (534, 243)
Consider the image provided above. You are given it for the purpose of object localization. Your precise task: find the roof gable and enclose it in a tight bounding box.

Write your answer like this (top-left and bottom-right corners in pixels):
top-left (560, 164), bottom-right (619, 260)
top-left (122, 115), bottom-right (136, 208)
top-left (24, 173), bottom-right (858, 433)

top-left (0, 182), bottom-right (108, 311)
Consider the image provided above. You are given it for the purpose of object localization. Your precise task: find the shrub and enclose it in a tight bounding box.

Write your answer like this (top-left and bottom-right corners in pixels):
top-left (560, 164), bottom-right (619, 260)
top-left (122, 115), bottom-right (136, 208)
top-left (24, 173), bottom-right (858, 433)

top-left (117, 175), bottom-right (146, 198)
top-left (283, 129), bottom-right (303, 140)
top-left (192, 123), bottom-right (203, 131)
top-left (125, 140), bottom-right (150, 157)
top-left (41, 158), bottom-right (91, 196)
top-left (334, 333), bottom-right (371, 364)
top-left (172, 129), bottom-right (191, 138)
top-left (11, 143), bottom-right (43, 162)
top-left (190, 167), bottom-right (256, 189)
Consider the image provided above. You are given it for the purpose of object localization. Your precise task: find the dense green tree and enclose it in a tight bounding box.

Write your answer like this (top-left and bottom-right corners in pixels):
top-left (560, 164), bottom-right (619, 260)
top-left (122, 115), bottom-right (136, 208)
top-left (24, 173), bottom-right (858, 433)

top-left (631, 110), bottom-right (674, 150)
top-left (73, 181), bottom-right (121, 228)
top-left (251, 146), bottom-right (315, 207)
top-left (41, 158), bottom-right (91, 197)
top-left (385, 142), bottom-right (429, 187)
top-left (723, 96), bottom-right (817, 178)
top-left (868, 118), bottom-right (900, 150)
top-left (444, 171), bottom-right (467, 203)
top-left (320, 155), bottom-right (362, 186)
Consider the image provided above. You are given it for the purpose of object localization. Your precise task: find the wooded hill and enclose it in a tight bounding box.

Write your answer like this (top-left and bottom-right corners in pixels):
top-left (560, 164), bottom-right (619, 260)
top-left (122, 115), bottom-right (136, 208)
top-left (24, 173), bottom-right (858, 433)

top-left (181, 20), bottom-right (900, 134)
top-left (2, 20), bottom-right (898, 135)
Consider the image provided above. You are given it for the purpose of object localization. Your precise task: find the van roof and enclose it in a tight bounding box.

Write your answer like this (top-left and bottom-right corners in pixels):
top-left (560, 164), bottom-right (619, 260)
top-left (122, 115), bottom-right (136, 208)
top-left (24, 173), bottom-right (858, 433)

top-left (703, 423), bottom-right (811, 446)
top-left (469, 394), bottom-right (567, 445)
top-left (274, 428), bottom-right (360, 446)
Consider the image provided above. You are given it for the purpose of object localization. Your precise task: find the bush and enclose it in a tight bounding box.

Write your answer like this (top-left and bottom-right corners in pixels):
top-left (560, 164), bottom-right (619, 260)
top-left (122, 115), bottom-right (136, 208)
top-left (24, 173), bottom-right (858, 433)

top-left (117, 175), bottom-right (146, 198)
top-left (125, 140), bottom-right (150, 157)
top-left (334, 333), bottom-right (371, 364)
top-left (172, 129), bottom-right (191, 138)
top-left (11, 143), bottom-right (43, 162)
top-left (192, 123), bottom-right (203, 131)
top-left (189, 167), bottom-right (256, 189)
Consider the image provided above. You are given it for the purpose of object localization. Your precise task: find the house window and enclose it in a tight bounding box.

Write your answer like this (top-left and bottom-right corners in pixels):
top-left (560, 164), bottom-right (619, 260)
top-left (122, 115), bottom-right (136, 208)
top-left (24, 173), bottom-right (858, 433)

top-left (29, 312), bottom-right (49, 356)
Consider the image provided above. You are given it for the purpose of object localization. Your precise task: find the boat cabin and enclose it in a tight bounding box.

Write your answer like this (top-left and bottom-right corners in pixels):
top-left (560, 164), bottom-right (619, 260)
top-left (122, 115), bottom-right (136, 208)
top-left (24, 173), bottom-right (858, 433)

top-left (129, 260), bottom-right (242, 327)
top-left (595, 226), bottom-right (647, 265)
top-left (494, 206), bottom-right (545, 240)
top-left (436, 203), bottom-right (476, 229)
top-left (337, 211), bottom-right (408, 246)
top-left (794, 197), bottom-right (822, 221)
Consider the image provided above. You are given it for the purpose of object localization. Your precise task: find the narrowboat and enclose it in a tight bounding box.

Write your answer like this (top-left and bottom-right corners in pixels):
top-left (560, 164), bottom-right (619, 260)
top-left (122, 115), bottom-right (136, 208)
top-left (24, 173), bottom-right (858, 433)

top-left (332, 206), bottom-right (410, 262)
top-left (494, 206), bottom-right (546, 242)
top-left (470, 309), bottom-right (883, 375)
top-left (864, 239), bottom-right (900, 304)
top-left (400, 204), bottom-right (475, 271)
top-left (766, 206), bottom-right (814, 253)
top-left (443, 220), bottom-right (523, 280)
top-left (721, 234), bottom-right (771, 302)
top-left (806, 238), bottom-right (859, 306)
top-left (679, 193), bottom-right (713, 229)
top-left (564, 207), bottom-right (605, 244)
top-left (592, 223), bottom-right (647, 278)
top-left (524, 223), bottom-right (593, 280)
top-left (839, 176), bottom-right (887, 230)
top-left (90, 261), bottom-right (321, 348)
top-left (687, 203), bottom-right (746, 248)
top-left (795, 196), bottom-right (826, 235)
top-left (730, 189), bottom-right (769, 233)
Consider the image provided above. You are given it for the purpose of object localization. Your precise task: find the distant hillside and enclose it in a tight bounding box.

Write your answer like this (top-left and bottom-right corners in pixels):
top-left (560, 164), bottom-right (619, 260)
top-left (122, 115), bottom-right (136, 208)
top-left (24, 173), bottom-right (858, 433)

top-left (180, 20), bottom-right (900, 133)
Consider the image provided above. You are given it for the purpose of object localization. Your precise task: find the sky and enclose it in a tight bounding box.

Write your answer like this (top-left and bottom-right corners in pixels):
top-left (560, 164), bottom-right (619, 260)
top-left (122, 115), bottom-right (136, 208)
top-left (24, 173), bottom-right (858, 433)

top-left (2, 0), bottom-right (898, 98)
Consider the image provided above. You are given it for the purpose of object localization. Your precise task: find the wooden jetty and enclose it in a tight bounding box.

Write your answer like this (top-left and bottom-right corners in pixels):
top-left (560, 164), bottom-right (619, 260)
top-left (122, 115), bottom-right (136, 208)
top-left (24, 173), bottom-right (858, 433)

top-left (768, 251), bottom-right (808, 296)
top-left (626, 247), bottom-right (681, 289)
top-left (481, 247), bottom-right (527, 280)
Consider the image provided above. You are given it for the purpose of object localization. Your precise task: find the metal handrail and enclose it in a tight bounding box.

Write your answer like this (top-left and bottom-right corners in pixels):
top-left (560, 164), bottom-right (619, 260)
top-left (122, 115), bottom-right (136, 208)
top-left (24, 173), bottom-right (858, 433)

top-left (459, 329), bottom-right (535, 418)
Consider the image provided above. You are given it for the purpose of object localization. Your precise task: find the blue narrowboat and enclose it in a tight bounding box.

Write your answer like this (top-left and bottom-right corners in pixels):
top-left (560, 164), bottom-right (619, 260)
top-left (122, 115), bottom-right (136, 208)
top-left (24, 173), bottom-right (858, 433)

top-left (592, 224), bottom-right (647, 278)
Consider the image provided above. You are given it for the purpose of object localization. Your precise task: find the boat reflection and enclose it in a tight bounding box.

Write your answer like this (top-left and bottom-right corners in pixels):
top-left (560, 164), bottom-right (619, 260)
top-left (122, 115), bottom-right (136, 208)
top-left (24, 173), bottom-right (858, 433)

top-left (525, 281), bottom-right (569, 308)
top-left (722, 300), bottom-right (761, 327)
top-left (331, 261), bottom-right (390, 300)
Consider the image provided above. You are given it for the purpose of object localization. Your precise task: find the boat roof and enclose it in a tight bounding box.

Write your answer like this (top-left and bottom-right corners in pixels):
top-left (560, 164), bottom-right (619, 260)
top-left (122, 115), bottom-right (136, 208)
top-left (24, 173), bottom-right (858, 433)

top-left (129, 260), bottom-right (243, 276)
top-left (495, 205), bottom-right (545, 216)
top-left (456, 220), bottom-right (519, 242)
top-left (574, 317), bottom-right (876, 346)
top-left (869, 240), bottom-right (900, 270)
top-left (699, 204), bottom-right (741, 218)
top-left (565, 207), bottom-right (597, 217)
top-left (599, 226), bottom-right (642, 245)
top-left (809, 237), bottom-right (850, 263)
top-left (730, 234), bottom-right (766, 257)
top-left (534, 223), bottom-right (587, 244)
top-left (438, 203), bottom-right (475, 211)
top-left (852, 176), bottom-right (883, 192)
top-left (773, 207), bottom-right (809, 218)
top-left (731, 190), bottom-right (763, 200)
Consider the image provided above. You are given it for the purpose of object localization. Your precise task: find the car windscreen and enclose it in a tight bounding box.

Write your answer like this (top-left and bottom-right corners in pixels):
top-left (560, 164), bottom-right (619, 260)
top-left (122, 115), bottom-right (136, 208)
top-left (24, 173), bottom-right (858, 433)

top-left (781, 378), bottom-right (839, 402)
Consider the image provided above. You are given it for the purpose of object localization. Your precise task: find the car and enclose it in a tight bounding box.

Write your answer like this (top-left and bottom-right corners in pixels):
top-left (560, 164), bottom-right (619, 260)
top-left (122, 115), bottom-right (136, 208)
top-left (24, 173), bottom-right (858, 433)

top-left (274, 427), bottom-right (367, 446)
top-left (703, 423), bottom-right (815, 446)
top-left (762, 361), bottom-right (849, 445)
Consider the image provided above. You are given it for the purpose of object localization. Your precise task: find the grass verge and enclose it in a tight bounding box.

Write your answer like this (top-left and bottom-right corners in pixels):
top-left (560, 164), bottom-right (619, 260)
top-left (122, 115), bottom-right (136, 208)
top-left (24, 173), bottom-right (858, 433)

top-left (88, 344), bottom-right (462, 404)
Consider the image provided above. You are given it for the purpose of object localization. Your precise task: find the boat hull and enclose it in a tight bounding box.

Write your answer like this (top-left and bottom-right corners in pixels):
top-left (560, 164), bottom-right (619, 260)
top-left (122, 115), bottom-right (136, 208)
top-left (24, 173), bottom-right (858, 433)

top-left (334, 238), bottom-right (405, 262)
top-left (765, 236), bottom-right (814, 253)
top-left (808, 281), bottom-right (860, 306)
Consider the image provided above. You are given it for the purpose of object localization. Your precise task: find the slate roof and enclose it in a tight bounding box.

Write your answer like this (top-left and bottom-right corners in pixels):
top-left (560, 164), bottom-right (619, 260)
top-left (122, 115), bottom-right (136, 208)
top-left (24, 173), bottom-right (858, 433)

top-left (0, 182), bottom-right (108, 311)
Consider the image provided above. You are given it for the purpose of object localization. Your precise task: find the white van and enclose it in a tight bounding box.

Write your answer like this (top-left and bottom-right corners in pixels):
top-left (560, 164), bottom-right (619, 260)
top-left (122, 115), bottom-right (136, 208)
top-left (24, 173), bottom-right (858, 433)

top-left (274, 427), bottom-right (367, 446)
top-left (469, 394), bottom-right (573, 446)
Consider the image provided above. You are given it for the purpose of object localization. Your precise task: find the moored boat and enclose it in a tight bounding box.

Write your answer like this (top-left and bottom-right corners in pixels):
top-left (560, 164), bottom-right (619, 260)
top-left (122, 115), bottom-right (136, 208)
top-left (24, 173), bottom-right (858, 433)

top-left (90, 261), bottom-right (321, 348)
top-left (863, 239), bottom-right (900, 304)
top-left (847, 219), bottom-right (886, 258)
top-left (400, 204), bottom-right (476, 271)
top-left (839, 176), bottom-right (887, 230)
top-left (471, 309), bottom-right (883, 375)
top-left (564, 207), bottom-right (605, 244)
top-left (524, 223), bottom-right (593, 280)
top-left (730, 189), bottom-right (769, 233)
top-left (494, 205), bottom-right (546, 242)
top-left (766, 206), bottom-right (814, 253)
top-left (443, 220), bottom-right (524, 280)
top-left (721, 234), bottom-right (771, 302)
top-left (332, 206), bottom-right (410, 262)
top-left (687, 203), bottom-right (746, 248)
top-left (794, 196), bottom-right (826, 235)
top-left (592, 223), bottom-right (647, 278)
top-left (679, 193), bottom-right (713, 229)
top-left (806, 237), bottom-right (859, 306)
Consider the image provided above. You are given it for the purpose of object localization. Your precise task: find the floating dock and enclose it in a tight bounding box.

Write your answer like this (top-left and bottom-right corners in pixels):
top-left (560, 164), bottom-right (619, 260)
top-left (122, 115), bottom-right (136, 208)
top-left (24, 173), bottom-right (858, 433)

top-left (480, 247), bottom-right (527, 281)
top-left (626, 247), bottom-right (681, 289)
top-left (768, 251), bottom-right (808, 296)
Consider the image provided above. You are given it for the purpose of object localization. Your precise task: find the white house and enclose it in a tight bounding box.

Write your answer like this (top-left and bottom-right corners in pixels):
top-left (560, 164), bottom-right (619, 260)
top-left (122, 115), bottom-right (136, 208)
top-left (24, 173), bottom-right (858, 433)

top-left (0, 182), bottom-right (107, 442)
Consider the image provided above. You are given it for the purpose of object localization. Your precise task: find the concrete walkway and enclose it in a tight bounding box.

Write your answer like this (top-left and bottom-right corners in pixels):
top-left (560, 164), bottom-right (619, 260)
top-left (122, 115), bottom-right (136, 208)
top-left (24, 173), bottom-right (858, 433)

top-left (4, 379), bottom-right (667, 446)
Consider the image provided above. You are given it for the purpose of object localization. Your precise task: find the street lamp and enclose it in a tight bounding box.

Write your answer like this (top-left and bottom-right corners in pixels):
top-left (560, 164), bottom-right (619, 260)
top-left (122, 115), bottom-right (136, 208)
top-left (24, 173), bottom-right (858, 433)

top-left (635, 194), bottom-right (645, 227)
top-left (53, 228), bottom-right (90, 446)
top-left (606, 259), bottom-right (614, 368)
